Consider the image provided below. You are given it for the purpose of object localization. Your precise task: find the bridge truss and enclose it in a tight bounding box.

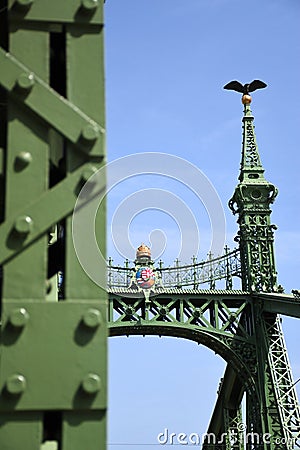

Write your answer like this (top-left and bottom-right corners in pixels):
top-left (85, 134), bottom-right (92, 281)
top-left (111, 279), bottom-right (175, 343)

top-left (108, 271), bottom-right (300, 449)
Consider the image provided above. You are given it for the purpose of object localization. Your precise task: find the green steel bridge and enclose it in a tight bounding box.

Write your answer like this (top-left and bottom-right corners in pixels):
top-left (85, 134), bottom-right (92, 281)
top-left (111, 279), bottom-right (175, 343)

top-left (107, 247), bottom-right (300, 449)
top-left (0, 1), bottom-right (300, 449)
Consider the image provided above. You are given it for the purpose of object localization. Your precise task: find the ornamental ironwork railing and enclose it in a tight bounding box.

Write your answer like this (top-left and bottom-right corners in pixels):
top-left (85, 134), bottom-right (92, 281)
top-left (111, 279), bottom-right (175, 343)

top-left (107, 247), bottom-right (241, 290)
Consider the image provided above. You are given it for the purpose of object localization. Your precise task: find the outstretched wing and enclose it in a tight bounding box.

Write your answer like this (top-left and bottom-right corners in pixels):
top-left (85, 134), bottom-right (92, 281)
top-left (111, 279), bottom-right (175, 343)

top-left (248, 79), bottom-right (267, 93)
top-left (223, 80), bottom-right (244, 93)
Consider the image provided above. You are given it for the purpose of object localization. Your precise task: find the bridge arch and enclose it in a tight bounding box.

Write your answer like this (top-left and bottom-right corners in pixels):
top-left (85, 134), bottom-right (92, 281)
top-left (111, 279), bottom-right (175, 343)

top-left (108, 301), bottom-right (258, 397)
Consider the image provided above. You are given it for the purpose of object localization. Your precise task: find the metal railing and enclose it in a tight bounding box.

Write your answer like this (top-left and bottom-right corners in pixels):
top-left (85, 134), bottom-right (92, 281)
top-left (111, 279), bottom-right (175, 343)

top-left (107, 247), bottom-right (241, 290)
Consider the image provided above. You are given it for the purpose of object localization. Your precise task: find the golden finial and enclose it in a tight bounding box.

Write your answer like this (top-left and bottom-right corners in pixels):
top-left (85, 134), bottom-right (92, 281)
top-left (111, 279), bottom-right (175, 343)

top-left (242, 94), bottom-right (252, 104)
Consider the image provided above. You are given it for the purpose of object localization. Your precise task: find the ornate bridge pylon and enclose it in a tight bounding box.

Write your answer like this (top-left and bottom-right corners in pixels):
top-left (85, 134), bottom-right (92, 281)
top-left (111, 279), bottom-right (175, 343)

top-left (108, 93), bottom-right (300, 449)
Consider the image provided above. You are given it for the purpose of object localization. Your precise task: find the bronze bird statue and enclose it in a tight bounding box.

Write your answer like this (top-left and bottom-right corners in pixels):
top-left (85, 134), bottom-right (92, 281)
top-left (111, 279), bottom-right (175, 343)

top-left (223, 79), bottom-right (267, 104)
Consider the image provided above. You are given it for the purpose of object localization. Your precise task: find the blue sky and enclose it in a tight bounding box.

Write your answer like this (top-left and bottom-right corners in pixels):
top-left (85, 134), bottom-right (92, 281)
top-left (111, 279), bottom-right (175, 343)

top-left (104, 0), bottom-right (300, 447)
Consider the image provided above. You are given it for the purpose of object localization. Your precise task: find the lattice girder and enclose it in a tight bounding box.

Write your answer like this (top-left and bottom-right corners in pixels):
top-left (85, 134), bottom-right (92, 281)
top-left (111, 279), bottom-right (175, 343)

top-left (261, 315), bottom-right (300, 448)
top-left (109, 292), bottom-right (258, 392)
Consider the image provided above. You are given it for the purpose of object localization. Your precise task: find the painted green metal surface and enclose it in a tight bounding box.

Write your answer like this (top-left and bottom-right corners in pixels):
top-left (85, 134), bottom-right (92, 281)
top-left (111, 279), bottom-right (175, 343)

top-left (0, 48), bottom-right (105, 157)
top-left (0, 1), bottom-right (107, 449)
top-left (0, 301), bottom-right (106, 411)
top-left (8, 0), bottom-right (104, 24)
top-left (229, 103), bottom-right (278, 293)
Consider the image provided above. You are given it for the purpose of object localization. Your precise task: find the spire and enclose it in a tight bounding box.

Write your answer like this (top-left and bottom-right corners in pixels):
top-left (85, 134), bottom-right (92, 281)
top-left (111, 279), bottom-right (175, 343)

top-left (228, 91), bottom-right (278, 293)
top-left (239, 100), bottom-right (265, 183)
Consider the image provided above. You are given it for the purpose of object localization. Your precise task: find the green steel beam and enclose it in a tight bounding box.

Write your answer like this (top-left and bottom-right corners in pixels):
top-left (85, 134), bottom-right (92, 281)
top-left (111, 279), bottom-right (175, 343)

top-left (0, 48), bottom-right (105, 157)
top-left (0, 1), bottom-right (107, 449)
top-left (203, 364), bottom-right (245, 447)
top-left (8, 0), bottom-right (104, 25)
top-left (0, 162), bottom-right (105, 266)
top-left (255, 293), bottom-right (300, 319)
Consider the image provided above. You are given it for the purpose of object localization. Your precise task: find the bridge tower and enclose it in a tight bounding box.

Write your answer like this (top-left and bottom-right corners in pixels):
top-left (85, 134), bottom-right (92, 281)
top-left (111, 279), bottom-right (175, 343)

top-left (225, 92), bottom-right (300, 448)
top-left (228, 94), bottom-right (278, 293)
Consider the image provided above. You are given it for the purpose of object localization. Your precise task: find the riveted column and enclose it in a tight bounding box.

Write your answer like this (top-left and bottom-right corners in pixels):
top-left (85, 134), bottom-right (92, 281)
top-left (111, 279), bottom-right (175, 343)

top-left (0, 9), bottom-right (50, 448)
top-left (0, 1), bottom-right (107, 449)
top-left (62, 2), bottom-right (107, 447)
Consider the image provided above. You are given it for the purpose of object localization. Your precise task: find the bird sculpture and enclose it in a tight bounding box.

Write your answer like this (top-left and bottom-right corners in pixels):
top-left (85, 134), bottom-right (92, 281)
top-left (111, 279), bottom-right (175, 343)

top-left (223, 79), bottom-right (267, 104)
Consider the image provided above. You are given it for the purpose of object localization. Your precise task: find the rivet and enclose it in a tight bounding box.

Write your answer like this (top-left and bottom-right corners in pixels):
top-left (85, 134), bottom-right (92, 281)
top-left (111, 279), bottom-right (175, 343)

top-left (9, 308), bottom-right (29, 327)
top-left (15, 0), bottom-right (33, 7)
top-left (81, 0), bottom-right (99, 11)
top-left (15, 151), bottom-right (32, 168)
top-left (17, 72), bottom-right (35, 91)
top-left (14, 215), bottom-right (33, 234)
top-left (83, 308), bottom-right (102, 328)
top-left (82, 373), bottom-right (101, 394)
top-left (81, 124), bottom-right (100, 142)
top-left (125, 306), bottom-right (135, 316)
top-left (192, 308), bottom-right (201, 319)
top-left (159, 307), bottom-right (169, 317)
top-left (81, 165), bottom-right (98, 183)
top-left (6, 374), bottom-right (27, 394)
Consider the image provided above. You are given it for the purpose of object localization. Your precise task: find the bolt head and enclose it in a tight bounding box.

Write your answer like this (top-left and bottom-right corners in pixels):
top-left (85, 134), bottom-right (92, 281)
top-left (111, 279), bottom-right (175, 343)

top-left (15, 0), bottom-right (33, 6)
top-left (14, 215), bottom-right (33, 234)
top-left (82, 373), bottom-right (101, 394)
top-left (9, 308), bottom-right (29, 327)
top-left (6, 374), bottom-right (26, 394)
top-left (82, 124), bottom-right (100, 142)
top-left (15, 151), bottom-right (32, 168)
top-left (81, 0), bottom-right (99, 10)
top-left (192, 308), bottom-right (201, 319)
top-left (83, 308), bottom-right (102, 328)
top-left (17, 72), bottom-right (35, 91)
top-left (159, 307), bottom-right (169, 316)
top-left (125, 306), bottom-right (135, 316)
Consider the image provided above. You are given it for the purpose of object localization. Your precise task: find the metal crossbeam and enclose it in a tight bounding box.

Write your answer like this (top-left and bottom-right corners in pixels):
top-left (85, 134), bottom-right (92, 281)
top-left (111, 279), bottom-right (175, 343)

top-left (0, 48), bottom-right (105, 157)
top-left (256, 293), bottom-right (300, 319)
top-left (0, 162), bottom-right (105, 266)
top-left (108, 291), bottom-right (251, 340)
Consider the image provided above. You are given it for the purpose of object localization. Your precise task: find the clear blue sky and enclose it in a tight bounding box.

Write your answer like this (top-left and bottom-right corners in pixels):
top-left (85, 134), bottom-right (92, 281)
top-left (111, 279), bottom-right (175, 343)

top-left (104, 0), bottom-right (300, 447)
